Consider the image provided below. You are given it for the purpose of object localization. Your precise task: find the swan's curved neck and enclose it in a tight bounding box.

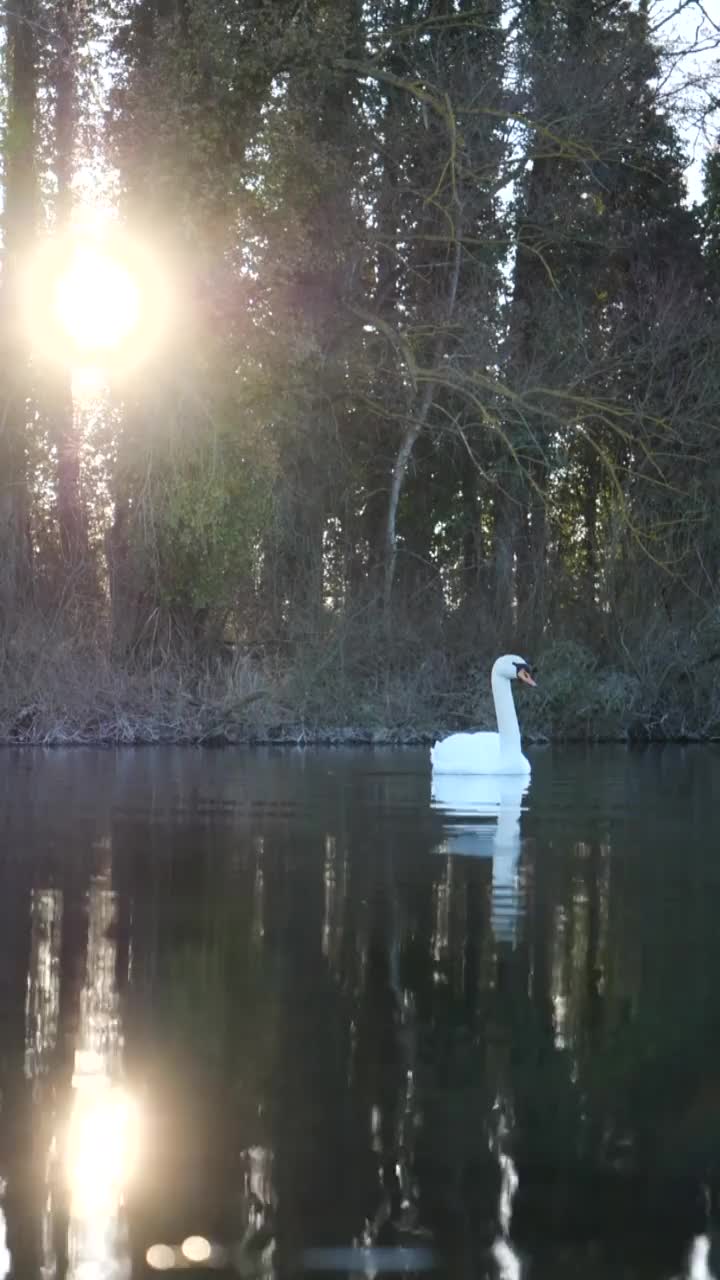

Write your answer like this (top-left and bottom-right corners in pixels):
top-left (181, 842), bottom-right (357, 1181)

top-left (491, 670), bottom-right (521, 758)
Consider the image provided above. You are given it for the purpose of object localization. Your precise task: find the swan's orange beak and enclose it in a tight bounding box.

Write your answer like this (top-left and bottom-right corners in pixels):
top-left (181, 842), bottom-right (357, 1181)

top-left (518, 667), bottom-right (537, 687)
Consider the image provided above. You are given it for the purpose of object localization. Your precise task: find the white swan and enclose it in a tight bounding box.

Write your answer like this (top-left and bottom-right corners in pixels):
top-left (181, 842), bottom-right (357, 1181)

top-left (431, 654), bottom-right (536, 775)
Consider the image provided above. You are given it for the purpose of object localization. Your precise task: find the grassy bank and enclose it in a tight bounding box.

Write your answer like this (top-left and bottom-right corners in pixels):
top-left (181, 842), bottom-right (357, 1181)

top-left (2, 621), bottom-right (720, 747)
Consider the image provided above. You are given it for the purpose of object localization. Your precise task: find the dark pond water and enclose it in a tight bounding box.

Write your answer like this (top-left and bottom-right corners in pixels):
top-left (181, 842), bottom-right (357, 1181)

top-left (1, 744), bottom-right (720, 1279)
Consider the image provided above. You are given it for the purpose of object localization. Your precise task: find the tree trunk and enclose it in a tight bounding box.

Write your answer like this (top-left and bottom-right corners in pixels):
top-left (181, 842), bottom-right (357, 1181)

top-left (56, 389), bottom-right (88, 570)
top-left (461, 451), bottom-right (480, 604)
top-left (0, 0), bottom-right (38, 623)
top-left (53, 0), bottom-right (90, 573)
top-left (516, 459), bottom-right (548, 651)
top-left (584, 487), bottom-right (598, 619)
top-left (501, 144), bottom-right (556, 647)
top-left (396, 432), bottom-right (444, 615)
top-left (106, 491), bottom-right (147, 658)
top-left (492, 481), bottom-right (518, 644)
top-left (384, 223), bottom-right (463, 614)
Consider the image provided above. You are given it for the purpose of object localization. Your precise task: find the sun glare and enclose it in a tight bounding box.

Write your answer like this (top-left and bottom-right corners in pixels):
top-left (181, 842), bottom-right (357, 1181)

top-left (54, 245), bottom-right (140, 353)
top-left (23, 226), bottom-right (174, 376)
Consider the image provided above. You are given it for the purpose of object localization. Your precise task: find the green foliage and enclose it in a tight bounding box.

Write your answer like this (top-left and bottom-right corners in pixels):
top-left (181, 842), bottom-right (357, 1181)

top-left (147, 429), bottom-right (275, 614)
top-left (528, 642), bottom-right (640, 740)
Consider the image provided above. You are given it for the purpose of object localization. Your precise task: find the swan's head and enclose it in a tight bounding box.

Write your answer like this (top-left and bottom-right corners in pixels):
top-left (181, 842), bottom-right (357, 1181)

top-left (493, 654), bottom-right (537, 687)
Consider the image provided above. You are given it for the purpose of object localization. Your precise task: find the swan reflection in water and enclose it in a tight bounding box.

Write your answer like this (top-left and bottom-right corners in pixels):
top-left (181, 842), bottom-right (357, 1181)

top-left (685, 1235), bottom-right (717, 1279)
top-left (486, 1097), bottom-right (523, 1280)
top-left (430, 774), bottom-right (530, 944)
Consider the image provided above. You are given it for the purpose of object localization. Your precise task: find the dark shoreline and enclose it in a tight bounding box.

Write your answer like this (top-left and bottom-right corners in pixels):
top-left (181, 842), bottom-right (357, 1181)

top-left (1, 729), bottom-right (719, 748)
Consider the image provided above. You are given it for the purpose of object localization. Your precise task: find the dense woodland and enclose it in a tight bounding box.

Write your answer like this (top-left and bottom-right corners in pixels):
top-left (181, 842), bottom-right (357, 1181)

top-left (1, 0), bottom-right (720, 743)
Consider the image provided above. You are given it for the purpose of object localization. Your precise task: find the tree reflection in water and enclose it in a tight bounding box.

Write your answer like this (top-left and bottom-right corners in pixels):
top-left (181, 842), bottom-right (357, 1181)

top-left (0, 746), bottom-right (717, 1279)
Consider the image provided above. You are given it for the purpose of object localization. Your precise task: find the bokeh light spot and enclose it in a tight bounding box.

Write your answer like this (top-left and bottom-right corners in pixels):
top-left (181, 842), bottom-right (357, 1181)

top-left (181, 1235), bottom-right (212, 1263)
top-left (146, 1243), bottom-right (176, 1270)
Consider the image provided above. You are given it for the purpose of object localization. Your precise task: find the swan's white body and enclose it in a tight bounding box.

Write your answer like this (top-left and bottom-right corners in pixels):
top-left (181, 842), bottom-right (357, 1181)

top-left (431, 654), bottom-right (534, 776)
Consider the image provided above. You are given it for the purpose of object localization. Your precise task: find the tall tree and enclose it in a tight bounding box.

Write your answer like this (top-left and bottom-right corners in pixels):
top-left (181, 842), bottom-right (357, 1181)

top-left (0, 0), bottom-right (39, 622)
top-left (495, 0), bottom-right (704, 650)
top-left (51, 0), bottom-right (90, 572)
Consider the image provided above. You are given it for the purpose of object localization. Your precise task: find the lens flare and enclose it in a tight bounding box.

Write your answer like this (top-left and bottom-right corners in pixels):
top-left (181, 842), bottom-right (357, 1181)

top-left (54, 245), bottom-right (140, 352)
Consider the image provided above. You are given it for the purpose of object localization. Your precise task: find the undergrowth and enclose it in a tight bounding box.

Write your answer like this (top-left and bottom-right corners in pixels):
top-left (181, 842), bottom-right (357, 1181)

top-left (1, 617), bottom-right (720, 746)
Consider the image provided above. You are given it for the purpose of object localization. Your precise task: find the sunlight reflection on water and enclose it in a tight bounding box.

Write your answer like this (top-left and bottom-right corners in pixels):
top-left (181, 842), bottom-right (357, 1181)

top-left (1, 746), bottom-right (719, 1279)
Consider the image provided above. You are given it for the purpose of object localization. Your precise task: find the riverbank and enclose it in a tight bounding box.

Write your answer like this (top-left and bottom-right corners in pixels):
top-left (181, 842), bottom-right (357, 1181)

top-left (1, 698), bottom-right (718, 748)
top-left (2, 632), bottom-right (719, 746)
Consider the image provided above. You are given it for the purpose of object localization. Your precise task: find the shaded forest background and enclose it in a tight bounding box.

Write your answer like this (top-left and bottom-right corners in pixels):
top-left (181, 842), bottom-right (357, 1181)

top-left (1, 0), bottom-right (720, 744)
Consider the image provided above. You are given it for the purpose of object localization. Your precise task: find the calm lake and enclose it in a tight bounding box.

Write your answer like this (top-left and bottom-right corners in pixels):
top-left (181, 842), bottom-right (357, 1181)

top-left (1, 744), bottom-right (720, 1279)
